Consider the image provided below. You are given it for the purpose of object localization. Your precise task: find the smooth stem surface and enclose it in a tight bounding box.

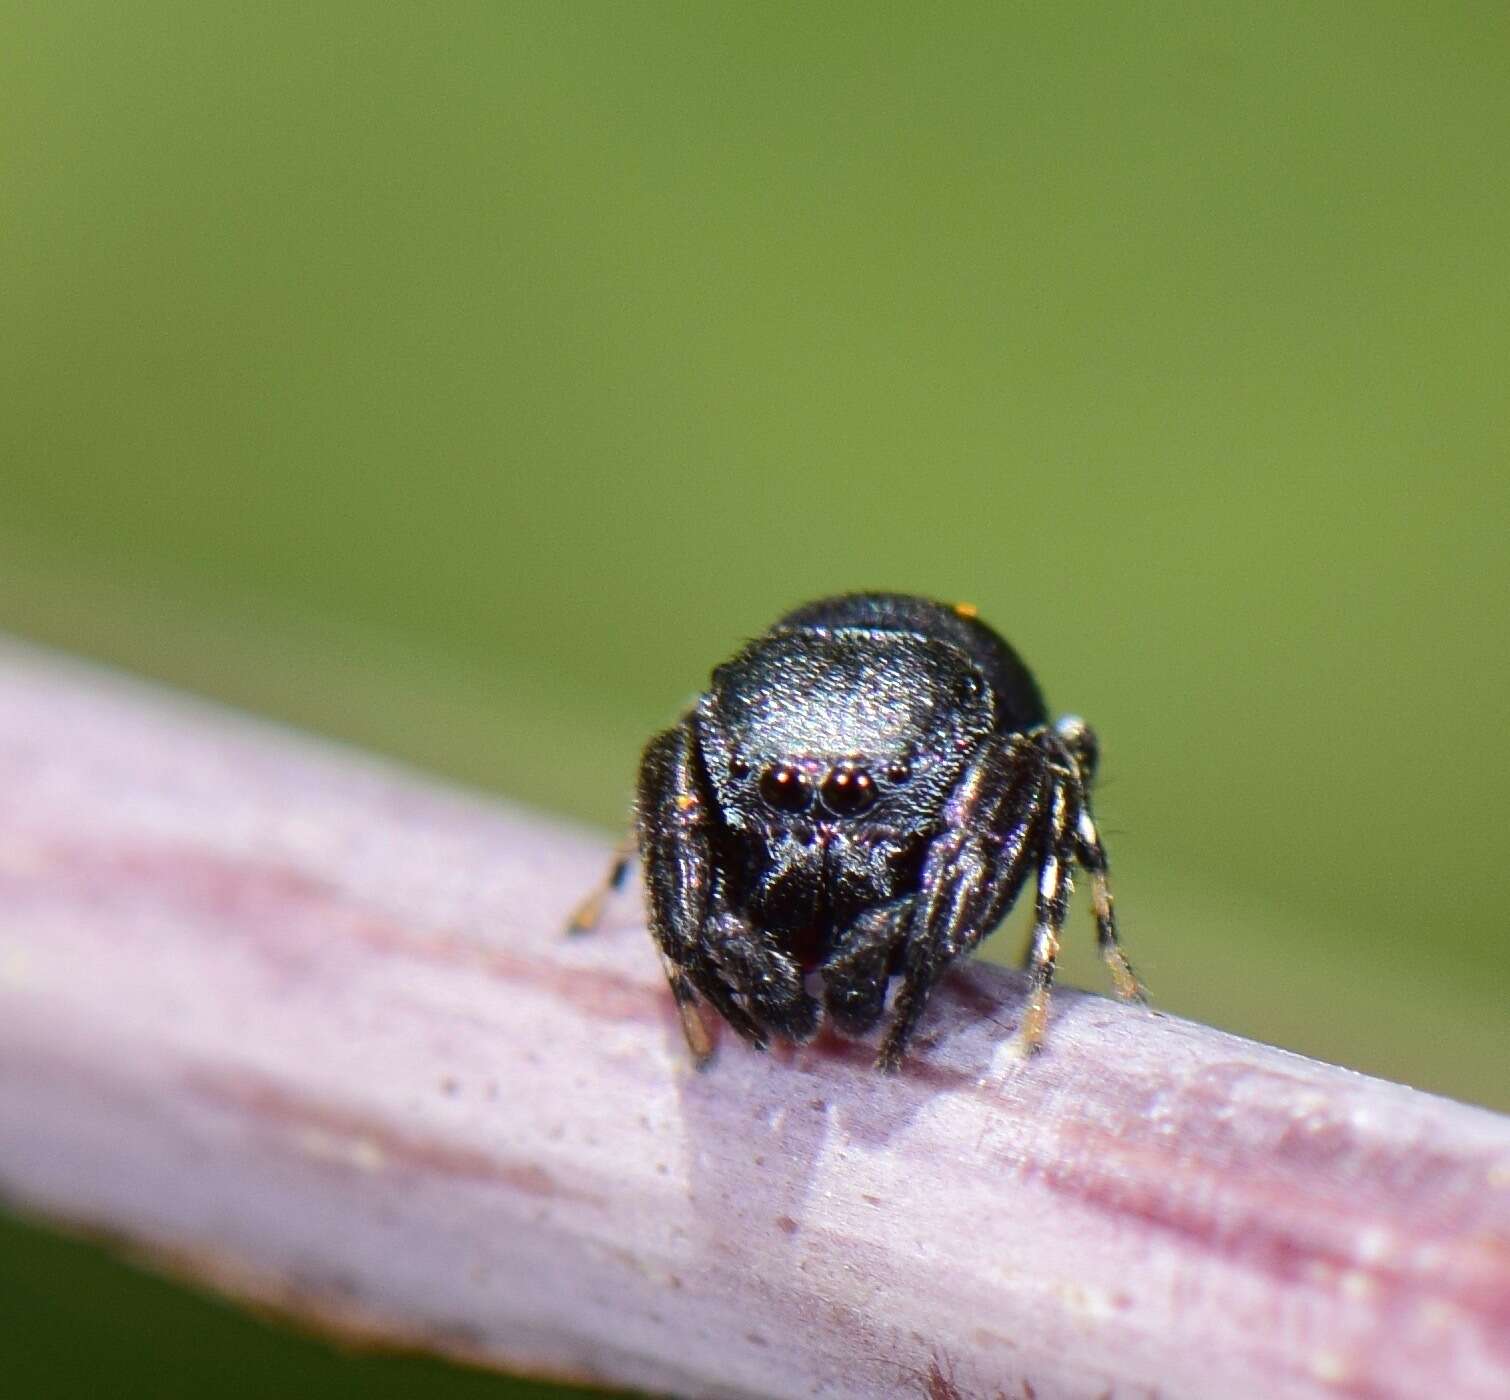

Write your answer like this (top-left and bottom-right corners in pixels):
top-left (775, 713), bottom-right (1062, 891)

top-left (0, 639), bottom-right (1506, 1399)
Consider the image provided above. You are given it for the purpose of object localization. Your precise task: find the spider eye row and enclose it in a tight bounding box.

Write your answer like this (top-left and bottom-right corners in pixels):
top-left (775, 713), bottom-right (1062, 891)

top-left (750, 759), bottom-right (911, 817)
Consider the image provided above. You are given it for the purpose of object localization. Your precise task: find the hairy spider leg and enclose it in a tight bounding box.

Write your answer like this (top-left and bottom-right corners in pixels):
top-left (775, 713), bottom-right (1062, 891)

top-left (657, 951), bottom-right (716, 1065)
top-left (1015, 759), bottom-right (1079, 1057)
top-left (1052, 713), bottom-right (1098, 781)
top-left (876, 734), bottom-right (1047, 1071)
top-left (563, 835), bottom-right (636, 935)
top-left (1073, 805), bottom-right (1148, 1004)
top-left (1049, 717), bottom-right (1147, 1004)
top-left (636, 718), bottom-right (773, 1059)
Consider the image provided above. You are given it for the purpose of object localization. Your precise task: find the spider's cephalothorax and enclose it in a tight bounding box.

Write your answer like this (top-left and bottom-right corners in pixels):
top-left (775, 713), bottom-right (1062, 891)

top-left (574, 593), bottom-right (1146, 1071)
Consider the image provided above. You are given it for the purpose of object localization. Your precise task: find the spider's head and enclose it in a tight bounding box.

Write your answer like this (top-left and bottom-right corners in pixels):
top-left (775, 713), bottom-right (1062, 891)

top-left (696, 627), bottom-right (993, 831)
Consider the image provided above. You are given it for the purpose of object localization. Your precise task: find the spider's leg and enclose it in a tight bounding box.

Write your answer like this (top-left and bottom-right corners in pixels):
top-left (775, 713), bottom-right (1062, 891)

top-left (1009, 720), bottom-right (1082, 961)
top-left (563, 834), bottom-right (636, 935)
top-left (1053, 713), bottom-right (1099, 783)
top-left (1073, 801), bottom-right (1147, 1004)
top-left (823, 896), bottom-right (913, 1036)
top-left (636, 717), bottom-right (766, 1061)
top-left (655, 951), bottom-right (716, 1063)
top-left (1014, 759), bottom-right (1079, 1057)
top-left (1051, 716), bottom-right (1147, 1003)
top-left (876, 736), bottom-right (1047, 1072)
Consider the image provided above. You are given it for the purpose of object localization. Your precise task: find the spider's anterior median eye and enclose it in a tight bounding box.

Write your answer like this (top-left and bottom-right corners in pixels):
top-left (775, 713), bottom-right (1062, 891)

top-left (758, 763), bottom-right (812, 813)
top-left (821, 765), bottom-right (877, 817)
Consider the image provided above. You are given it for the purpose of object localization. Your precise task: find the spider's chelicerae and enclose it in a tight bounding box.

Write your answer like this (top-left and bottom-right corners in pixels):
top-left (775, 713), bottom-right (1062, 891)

top-left (571, 592), bottom-right (1146, 1071)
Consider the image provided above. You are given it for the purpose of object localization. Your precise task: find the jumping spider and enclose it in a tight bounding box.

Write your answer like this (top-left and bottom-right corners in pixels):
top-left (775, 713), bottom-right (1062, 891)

top-left (571, 593), bottom-right (1145, 1071)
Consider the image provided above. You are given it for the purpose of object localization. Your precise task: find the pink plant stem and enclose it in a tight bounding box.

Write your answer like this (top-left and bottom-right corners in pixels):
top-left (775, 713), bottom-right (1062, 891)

top-left (0, 638), bottom-right (1506, 1400)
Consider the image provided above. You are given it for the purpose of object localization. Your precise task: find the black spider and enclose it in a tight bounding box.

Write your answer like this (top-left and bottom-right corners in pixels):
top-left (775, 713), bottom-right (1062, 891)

top-left (570, 593), bottom-right (1146, 1071)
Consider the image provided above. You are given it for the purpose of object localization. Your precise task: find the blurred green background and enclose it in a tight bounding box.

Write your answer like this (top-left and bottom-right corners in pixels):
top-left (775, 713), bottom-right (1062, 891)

top-left (2, 3), bottom-right (1506, 1396)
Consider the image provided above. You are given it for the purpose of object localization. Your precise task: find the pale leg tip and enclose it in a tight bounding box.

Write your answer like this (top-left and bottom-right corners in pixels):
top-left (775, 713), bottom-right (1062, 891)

top-left (563, 891), bottom-right (606, 938)
top-left (1104, 951), bottom-right (1148, 1005)
top-left (1007, 1030), bottom-right (1046, 1061)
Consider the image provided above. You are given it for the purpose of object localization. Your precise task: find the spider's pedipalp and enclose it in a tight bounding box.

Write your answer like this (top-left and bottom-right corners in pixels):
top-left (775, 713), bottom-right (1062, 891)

top-left (704, 908), bottom-right (818, 1042)
top-left (824, 896), bottom-right (912, 1036)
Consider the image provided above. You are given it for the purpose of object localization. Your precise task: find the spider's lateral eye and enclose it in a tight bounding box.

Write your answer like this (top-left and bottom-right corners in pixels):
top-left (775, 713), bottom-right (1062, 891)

top-left (729, 758), bottom-right (750, 779)
top-left (758, 763), bottom-right (811, 813)
top-left (955, 671), bottom-right (984, 706)
top-left (821, 766), bottom-right (878, 817)
top-left (884, 759), bottom-right (911, 784)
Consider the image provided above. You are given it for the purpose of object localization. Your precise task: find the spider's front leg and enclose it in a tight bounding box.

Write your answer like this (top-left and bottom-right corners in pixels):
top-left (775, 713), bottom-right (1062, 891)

top-left (875, 736), bottom-right (1048, 1071)
top-left (637, 717), bottom-right (816, 1061)
top-left (636, 718), bottom-right (757, 1062)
